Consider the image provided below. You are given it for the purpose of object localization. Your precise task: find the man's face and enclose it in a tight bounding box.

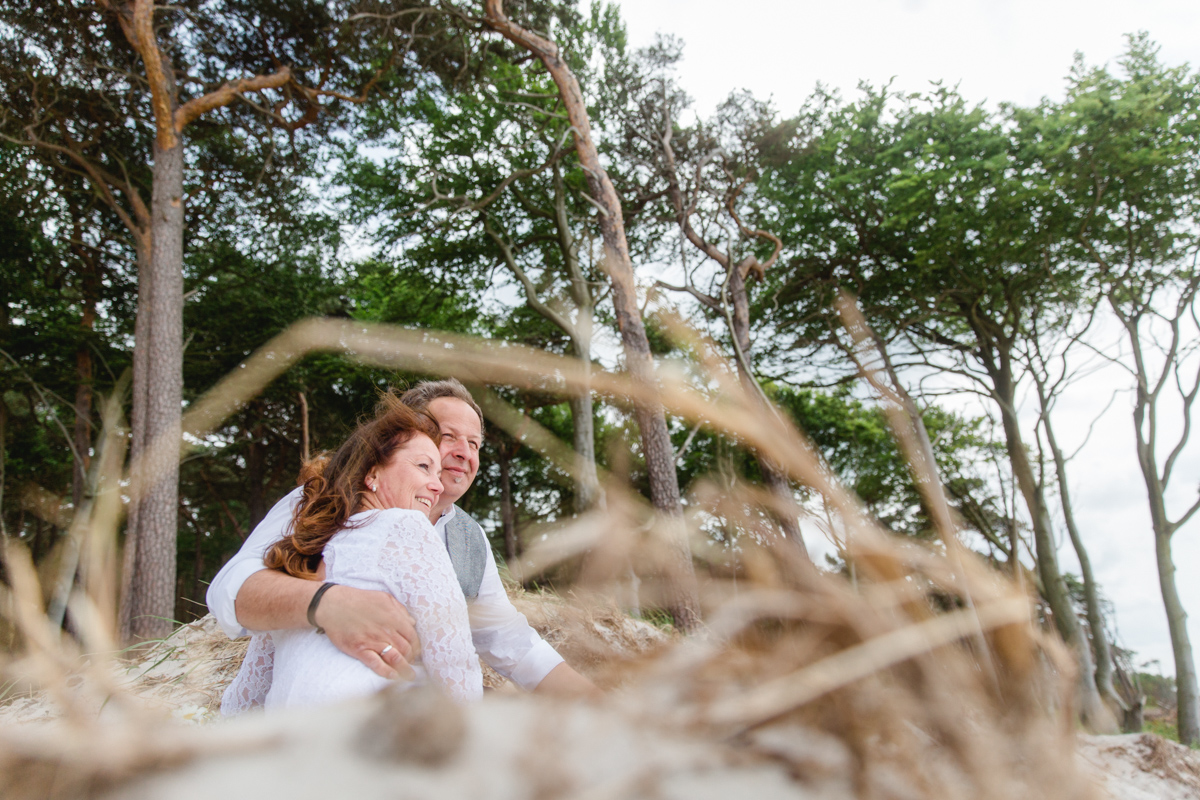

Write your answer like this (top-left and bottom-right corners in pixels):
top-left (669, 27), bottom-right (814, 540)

top-left (426, 396), bottom-right (482, 508)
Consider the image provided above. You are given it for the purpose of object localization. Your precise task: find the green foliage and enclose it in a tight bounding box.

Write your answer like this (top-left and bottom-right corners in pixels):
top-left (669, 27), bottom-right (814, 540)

top-left (759, 81), bottom-right (1086, 370)
top-left (3, 1), bottom-right (1195, 680)
top-left (771, 385), bottom-right (1006, 541)
top-left (0, 140), bottom-right (135, 563)
top-left (1137, 672), bottom-right (1179, 711)
top-left (1029, 33), bottom-right (1200, 286)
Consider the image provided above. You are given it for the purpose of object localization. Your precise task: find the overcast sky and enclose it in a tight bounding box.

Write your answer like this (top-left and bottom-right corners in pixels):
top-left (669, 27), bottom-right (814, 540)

top-left (607, 0), bottom-right (1200, 676)
top-left (611, 0), bottom-right (1200, 114)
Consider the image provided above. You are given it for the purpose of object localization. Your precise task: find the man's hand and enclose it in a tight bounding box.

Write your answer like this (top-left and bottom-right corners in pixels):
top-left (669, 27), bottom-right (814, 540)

top-left (236, 569), bottom-right (420, 679)
top-left (313, 584), bottom-right (420, 680)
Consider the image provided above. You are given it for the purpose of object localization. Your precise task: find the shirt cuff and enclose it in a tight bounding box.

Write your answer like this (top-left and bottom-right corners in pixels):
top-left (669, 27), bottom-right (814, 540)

top-left (505, 638), bottom-right (565, 691)
top-left (207, 559), bottom-right (267, 639)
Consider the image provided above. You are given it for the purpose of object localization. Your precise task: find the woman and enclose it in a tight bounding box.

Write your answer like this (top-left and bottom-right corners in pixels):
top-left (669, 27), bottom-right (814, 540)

top-left (229, 397), bottom-right (483, 710)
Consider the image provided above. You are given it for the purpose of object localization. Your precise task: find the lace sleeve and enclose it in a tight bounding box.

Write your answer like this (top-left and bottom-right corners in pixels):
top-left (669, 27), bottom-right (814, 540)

top-left (363, 512), bottom-right (482, 703)
top-left (220, 632), bottom-right (274, 716)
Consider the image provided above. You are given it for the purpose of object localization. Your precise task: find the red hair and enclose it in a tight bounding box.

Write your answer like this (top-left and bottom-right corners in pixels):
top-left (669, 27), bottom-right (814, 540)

top-left (265, 394), bottom-right (439, 579)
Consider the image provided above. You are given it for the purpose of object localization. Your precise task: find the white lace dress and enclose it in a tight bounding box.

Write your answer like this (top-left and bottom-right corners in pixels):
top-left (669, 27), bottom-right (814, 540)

top-left (222, 508), bottom-right (482, 712)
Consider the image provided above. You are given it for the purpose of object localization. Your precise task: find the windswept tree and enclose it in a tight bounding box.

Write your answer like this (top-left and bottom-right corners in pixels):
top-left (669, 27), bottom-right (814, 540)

top-left (480, 0), bottom-right (700, 629)
top-left (1021, 306), bottom-right (1126, 716)
top-left (1038, 35), bottom-right (1200, 744)
top-left (759, 84), bottom-right (1117, 731)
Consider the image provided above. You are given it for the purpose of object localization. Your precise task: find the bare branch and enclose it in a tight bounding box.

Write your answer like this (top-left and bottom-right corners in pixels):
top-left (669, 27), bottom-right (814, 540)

top-left (484, 219), bottom-right (575, 337)
top-left (655, 279), bottom-right (720, 312)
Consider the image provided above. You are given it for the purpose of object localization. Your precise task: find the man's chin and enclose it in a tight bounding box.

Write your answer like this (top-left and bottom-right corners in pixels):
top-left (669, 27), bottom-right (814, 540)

top-left (437, 486), bottom-right (469, 510)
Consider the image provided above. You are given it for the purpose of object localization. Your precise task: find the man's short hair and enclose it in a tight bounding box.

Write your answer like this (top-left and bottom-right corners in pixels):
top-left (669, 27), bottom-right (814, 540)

top-left (399, 378), bottom-right (485, 431)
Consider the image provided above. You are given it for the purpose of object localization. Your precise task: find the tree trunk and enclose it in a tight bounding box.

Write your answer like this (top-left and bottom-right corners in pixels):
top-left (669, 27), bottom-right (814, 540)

top-left (1122, 305), bottom-right (1200, 747)
top-left (70, 220), bottom-right (99, 511)
top-left (499, 444), bottom-right (519, 563)
top-left (33, 515), bottom-right (44, 562)
top-left (483, 0), bottom-right (700, 630)
top-left (72, 342), bottom-right (94, 510)
top-left (568, 370), bottom-right (599, 513)
top-left (127, 139), bottom-right (184, 641)
top-left (0, 291), bottom-right (8, 541)
top-left (989, 352), bottom-right (1115, 733)
top-left (0, 402), bottom-right (7, 542)
top-left (193, 505), bottom-right (205, 621)
top-left (1136, 406), bottom-right (1200, 744)
top-left (1041, 404), bottom-right (1120, 712)
top-left (298, 391), bottom-right (310, 463)
top-left (1154, 523), bottom-right (1199, 745)
top-left (246, 415), bottom-right (267, 530)
top-left (555, 164), bottom-right (601, 514)
top-left (119, 237), bottom-right (152, 643)
top-left (728, 265), bottom-right (808, 557)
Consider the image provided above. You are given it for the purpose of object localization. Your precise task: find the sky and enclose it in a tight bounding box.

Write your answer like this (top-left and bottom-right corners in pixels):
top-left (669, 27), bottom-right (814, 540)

top-left (610, 0), bottom-right (1200, 115)
top-left (607, 0), bottom-right (1200, 677)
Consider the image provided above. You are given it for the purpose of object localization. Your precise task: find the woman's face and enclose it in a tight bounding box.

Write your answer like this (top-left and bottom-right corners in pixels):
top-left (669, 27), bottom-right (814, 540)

top-left (365, 434), bottom-right (443, 517)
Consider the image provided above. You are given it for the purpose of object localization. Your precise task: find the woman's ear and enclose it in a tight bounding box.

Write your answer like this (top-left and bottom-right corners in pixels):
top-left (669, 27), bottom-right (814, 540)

top-left (364, 470), bottom-right (378, 493)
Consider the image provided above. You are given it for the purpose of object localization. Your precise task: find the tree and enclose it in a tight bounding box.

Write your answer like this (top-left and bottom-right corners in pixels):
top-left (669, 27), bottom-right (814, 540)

top-left (480, 0), bottom-right (700, 629)
top-left (97, 0), bottom-right (297, 641)
top-left (759, 84), bottom-right (1116, 731)
top-left (1022, 308), bottom-right (1125, 716)
top-left (0, 0), bottom-right (304, 639)
top-left (0, 137), bottom-right (136, 627)
top-left (0, 0), bottom-right (479, 639)
top-left (1039, 35), bottom-right (1200, 744)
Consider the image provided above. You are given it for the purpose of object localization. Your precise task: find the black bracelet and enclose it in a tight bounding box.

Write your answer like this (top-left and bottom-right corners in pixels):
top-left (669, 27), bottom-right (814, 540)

top-left (306, 581), bottom-right (337, 634)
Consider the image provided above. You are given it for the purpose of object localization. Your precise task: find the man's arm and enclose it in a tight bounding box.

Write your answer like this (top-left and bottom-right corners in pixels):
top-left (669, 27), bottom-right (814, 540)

top-left (232, 566), bottom-right (315, 630)
top-left (206, 489), bottom-right (418, 679)
top-left (466, 544), bottom-right (598, 695)
top-left (206, 488), bottom-right (305, 638)
top-left (534, 662), bottom-right (600, 699)
top-left (237, 569), bottom-right (418, 680)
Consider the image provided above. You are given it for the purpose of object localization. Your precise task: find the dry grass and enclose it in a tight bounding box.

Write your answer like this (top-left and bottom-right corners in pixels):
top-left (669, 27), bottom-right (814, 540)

top-left (1138, 733), bottom-right (1200, 786)
top-left (0, 318), bottom-right (1101, 799)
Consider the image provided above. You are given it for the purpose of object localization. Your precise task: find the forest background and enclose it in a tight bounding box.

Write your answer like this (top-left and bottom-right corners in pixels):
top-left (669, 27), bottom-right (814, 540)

top-left (1, 0), bottom-right (1198, 745)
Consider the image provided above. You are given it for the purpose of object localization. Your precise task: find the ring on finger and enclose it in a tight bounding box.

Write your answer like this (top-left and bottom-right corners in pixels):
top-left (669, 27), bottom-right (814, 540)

top-left (380, 644), bottom-right (394, 657)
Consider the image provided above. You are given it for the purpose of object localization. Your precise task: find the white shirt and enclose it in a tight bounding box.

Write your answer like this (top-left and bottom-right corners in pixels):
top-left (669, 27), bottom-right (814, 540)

top-left (206, 489), bottom-right (563, 692)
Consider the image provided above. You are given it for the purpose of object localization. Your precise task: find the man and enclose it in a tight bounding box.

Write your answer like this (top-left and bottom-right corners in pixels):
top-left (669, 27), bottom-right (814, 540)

top-left (207, 379), bottom-right (596, 699)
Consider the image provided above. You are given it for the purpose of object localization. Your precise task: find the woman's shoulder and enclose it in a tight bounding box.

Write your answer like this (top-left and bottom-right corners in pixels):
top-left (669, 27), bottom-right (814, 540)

top-left (330, 509), bottom-right (440, 561)
top-left (347, 508), bottom-right (436, 532)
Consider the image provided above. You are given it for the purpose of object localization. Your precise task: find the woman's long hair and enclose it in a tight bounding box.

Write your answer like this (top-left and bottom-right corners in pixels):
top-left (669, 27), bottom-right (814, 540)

top-left (265, 394), bottom-right (440, 579)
